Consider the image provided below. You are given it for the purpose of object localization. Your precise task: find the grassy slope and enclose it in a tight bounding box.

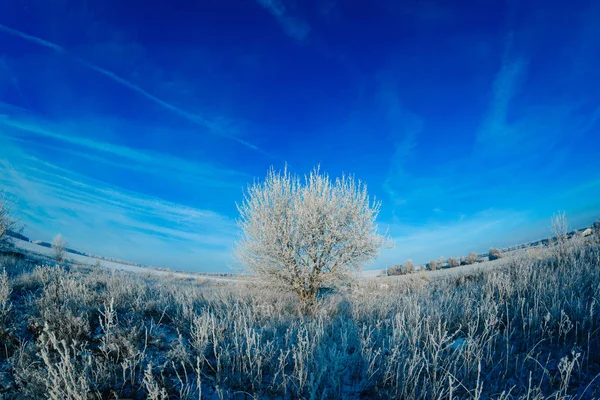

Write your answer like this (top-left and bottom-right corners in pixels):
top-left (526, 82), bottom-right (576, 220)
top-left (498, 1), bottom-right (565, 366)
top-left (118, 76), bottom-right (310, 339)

top-left (0, 235), bottom-right (599, 399)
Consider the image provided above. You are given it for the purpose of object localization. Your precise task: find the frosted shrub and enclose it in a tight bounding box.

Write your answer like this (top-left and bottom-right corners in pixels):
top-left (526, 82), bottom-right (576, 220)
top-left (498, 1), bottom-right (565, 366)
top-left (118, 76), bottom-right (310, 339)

top-left (0, 193), bottom-right (19, 248)
top-left (447, 257), bottom-right (459, 268)
top-left (551, 211), bottom-right (571, 261)
top-left (551, 211), bottom-right (569, 243)
top-left (0, 267), bottom-right (11, 327)
top-left (427, 260), bottom-right (438, 271)
top-left (236, 165), bottom-right (391, 303)
top-left (142, 363), bottom-right (169, 400)
top-left (52, 234), bottom-right (67, 263)
top-left (466, 252), bottom-right (478, 264)
top-left (488, 247), bottom-right (503, 260)
top-left (387, 265), bottom-right (401, 276)
top-left (34, 266), bottom-right (92, 342)
top-left (593, 219), bottom-right (600, 233)
top-left (39, 326), bottom-right (94, 399)
top-left (387, 264), bottom-right (413, 276)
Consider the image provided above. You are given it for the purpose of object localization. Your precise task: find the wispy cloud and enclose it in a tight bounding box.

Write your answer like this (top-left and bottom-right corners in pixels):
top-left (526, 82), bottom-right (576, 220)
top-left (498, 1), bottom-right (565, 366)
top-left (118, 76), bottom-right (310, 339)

top-left (256, 0), bottom-right (311, 42)
top-left (376, 208), bottom-right (539, 268)
top-left (476, 27), bottom-right (598, 164)
top-left (0, 140), bottom-right (237, 271)
top-left (0, 23), bottom-right (259, 151)
top-left (0, 109), bottom-right (249, 188)
top-left (378, 79), bottom-right (423, 209)
top-left (0, 58), bottom-right (28, 105)
top-left (477, 32), bottom-right (527, 150)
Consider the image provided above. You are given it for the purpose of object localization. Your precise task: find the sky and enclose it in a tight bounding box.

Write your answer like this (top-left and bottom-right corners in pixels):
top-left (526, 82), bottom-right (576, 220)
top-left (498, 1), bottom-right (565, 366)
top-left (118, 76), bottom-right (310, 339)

top-left (0, 0), bottom-right (599, 272)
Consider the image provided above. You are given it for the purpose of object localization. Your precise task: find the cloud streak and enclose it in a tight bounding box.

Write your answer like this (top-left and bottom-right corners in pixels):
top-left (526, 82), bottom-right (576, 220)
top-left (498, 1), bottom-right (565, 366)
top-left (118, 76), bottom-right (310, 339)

top-left (0, 109), bottom-right (249, 188)
top-left (378, 80), bottom-right (424, 210)
top-left (0, 142), bottom-right (237, 271)
top-left (477, 32), bottom-right (528, 149)
top-left (256, 0), bottom-right (311, 42)
top-left (0, 23), bottom-right (260, 151)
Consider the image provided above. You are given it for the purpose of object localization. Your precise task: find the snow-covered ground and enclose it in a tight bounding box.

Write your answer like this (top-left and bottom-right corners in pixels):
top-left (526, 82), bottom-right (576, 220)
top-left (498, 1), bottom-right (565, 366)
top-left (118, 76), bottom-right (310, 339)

top-left (12, 238), bottom-right (509, 283)
top-left (360, 268), bottom-right (385, 277)
top-left (14, 238), bottom-right (390, 282)
top-left (13, 239), bottom-right (241, 283)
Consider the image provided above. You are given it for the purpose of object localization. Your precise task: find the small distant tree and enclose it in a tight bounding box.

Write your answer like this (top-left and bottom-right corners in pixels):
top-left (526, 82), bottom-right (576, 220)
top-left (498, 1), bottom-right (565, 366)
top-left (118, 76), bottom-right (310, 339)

top-left (401, 265), bottom-right (414, 274)
top-left (427, 260), bottom-right (438, 271)
top-left (489, 248), bottom-right (503, 261)
top-left (387, 265), bottom-right (401, 276)
top-left (551, 211), bottom-right (569, 244)
top-left (593, 219), bottom-right (600, 233)
top-left (466, 252), bottom-right (478, 265)
top-left (447, 257), bottom-right (460, 268)
top-left (0, 193), bottom-right (20, 249)
top-left (387, 262), bottom-right (414, 275)
top-left (551, 211), bottom-right (571, 260)
top-left (52, 234), bottom-right (67, 263)
top-left (235, 166), bottom-right (391, 303)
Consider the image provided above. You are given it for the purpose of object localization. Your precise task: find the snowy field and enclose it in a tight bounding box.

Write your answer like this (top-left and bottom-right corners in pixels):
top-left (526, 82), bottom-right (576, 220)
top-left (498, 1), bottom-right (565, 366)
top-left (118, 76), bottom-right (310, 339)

top-left (13, 239), bottom-right (241, 283)
top-left (13, 238), bottom-right (390, 282)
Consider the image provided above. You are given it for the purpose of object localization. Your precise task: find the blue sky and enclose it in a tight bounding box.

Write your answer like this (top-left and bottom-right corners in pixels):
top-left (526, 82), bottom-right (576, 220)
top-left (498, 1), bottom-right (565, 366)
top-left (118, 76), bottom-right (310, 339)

top-left (1, 0), bottom-right (599, 272)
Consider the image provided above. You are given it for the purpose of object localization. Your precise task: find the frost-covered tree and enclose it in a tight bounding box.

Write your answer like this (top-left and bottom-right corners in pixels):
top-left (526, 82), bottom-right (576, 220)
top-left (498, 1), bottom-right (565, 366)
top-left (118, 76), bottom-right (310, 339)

top-left (0, 193), bottom-right (19, 248)
top-left (447, 257), bottom-right (460, 268)
top-left (235, 166), bottom-right (390, 303)
top-left (551, 211), bottom-right (569, 243)
top-left (466, 252), bottom-right (479, 265)
top-left (593, 219), bottom-right (600, 234)
top-left (427, 260), bottom-right (438, 271)
top-left (52, 234), bottom-right (67, 263)
top-left (488, 248), bottom-right (503, 261)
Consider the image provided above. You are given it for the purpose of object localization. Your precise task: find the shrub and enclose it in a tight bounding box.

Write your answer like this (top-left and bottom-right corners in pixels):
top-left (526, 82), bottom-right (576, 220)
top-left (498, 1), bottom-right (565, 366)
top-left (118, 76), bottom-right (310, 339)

top-left (387, 265), bottom-right (401, 276)
top-left (466, 252), bottom-right (478, 265)
top-left (447, 257), bottom-right (460, 268)
top-left (427, 260), bottom-right (438, 271)
top-left (488, 248), bottom-right (503, 260)
top-left (235, 166), bottom-right (391, 303)
top-left (388, 263), bottom-right (414, 276)
top-left (0, 193), bottom-right (20, 248)
top-left (52, 234), bottom-right (67, 263)
top-left (592, 219), bottom-right (600, 234)
top-left (551, 211), bottom-right (569, 242)
top-left (0, 268), bottom-right (11, 328)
